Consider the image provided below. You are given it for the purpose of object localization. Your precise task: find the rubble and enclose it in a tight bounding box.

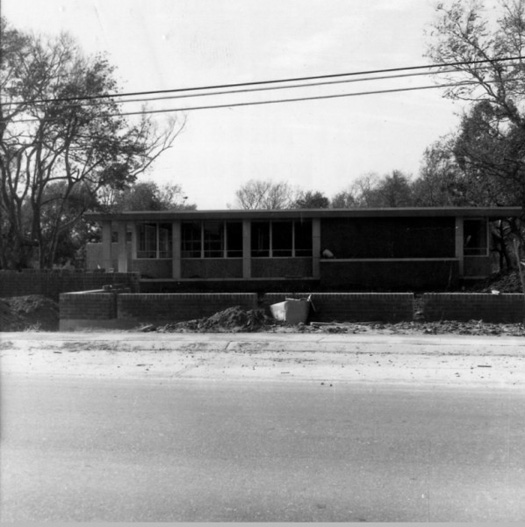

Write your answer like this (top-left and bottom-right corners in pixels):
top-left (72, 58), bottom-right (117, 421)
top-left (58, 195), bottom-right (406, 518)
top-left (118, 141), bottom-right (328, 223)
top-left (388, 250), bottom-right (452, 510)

top-left (157, 306), bottom-right (272, 333)
top-left (471, 269), bottom-right (523, 293)
top-left (0, 295), bottom-right (59, 332)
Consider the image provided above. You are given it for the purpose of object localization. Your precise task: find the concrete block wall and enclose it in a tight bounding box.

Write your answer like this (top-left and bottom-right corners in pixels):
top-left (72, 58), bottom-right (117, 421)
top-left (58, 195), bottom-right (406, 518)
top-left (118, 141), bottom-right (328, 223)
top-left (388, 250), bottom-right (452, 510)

top-left (0, 270), bottom-right (140, 302)
top-left (117, 293), bottom-right (258, 323)
top-left (423, 293), bottom-right (525, 323)
top-left (263, 292), bottom-right (414, 323)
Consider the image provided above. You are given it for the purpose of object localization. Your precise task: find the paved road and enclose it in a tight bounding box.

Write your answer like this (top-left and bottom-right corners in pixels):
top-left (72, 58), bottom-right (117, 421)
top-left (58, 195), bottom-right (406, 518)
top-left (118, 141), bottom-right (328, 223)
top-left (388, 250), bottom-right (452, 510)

top-left (1, 376), bottom-right (524, 522)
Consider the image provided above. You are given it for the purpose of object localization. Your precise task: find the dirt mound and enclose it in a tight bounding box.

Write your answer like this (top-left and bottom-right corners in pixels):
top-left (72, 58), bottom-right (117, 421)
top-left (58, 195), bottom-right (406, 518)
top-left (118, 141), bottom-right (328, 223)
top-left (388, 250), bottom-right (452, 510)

top-left (472, 270), bottom-right (523, 293)
top-left (0, 295), bottom-right (59, 332)
top-left (156, 306), bottom-right (272, 333)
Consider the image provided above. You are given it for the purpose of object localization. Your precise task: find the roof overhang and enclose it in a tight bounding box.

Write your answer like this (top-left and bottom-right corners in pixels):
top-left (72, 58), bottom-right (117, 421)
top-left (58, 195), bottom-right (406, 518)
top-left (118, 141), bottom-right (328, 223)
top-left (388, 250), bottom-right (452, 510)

top-left (84, 207), bottom-right (523, 223)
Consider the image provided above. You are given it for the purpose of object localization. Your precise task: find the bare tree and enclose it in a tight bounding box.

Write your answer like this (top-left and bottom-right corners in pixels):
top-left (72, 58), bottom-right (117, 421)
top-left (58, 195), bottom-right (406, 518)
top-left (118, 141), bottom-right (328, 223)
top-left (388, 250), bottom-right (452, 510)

top-left (234, 179), bottom-right (299, 209)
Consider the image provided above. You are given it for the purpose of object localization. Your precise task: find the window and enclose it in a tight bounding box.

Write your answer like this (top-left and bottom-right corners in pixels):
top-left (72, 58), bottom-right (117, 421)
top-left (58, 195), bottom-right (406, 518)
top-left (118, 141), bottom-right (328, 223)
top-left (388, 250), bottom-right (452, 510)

top-left (464, 219), bottom-right (488, 256)
top-left (226, 222), bottom-right (243, 257)
top-left (181, 221), bottom-right (201, 258)
top-left (203, 221), bottom-right (224, 258)
top-left (251, 220), bottom-right (312, 257)
top-left (137, 222), bottom-right (172, 259)
top-left (272, 221), bottom-right (293, 257)
top-left (158, 224), bottom-right (172, 258)
top-left (251, 222), bottom-right (270, 257)
top-left (182, 221), bottom-right (243, 258)
top-left (295, 220), bottom-right (313, 257)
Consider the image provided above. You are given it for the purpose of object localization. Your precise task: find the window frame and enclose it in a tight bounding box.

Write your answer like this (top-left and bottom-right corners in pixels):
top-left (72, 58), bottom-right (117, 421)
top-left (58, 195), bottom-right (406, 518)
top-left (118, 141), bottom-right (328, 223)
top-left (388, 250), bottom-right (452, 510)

top-left (251, 220), bottom-right (312, 258)
top-left (463, 218), bottom-right (489, 257)
top-left (136, 222), bottom-right (173, 260)
top-left (181, 220), bottom-right (244, 259)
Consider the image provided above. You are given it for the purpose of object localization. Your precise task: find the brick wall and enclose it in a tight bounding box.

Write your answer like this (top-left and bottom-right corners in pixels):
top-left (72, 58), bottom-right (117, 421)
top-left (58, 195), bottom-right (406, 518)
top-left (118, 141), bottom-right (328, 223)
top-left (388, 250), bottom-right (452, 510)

top-left (59, 292), bottom-right (118, 320)
top-left (0, 270), bottom-right (140, 302)
top-left (263, 292), bottom-right (414, 323)
top-left (423, 293), bottom-right (525, 323)
top-left (117, 293), bottom-right (258, 323)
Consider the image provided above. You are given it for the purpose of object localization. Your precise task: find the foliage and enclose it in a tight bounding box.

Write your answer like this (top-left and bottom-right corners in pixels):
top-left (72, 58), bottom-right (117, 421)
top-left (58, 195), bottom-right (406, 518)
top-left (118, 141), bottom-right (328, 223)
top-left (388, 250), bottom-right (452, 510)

top-left (293, 190), bottom-right (330, 209)
top-left (0, 19), bottom-right (183, 269)
top-left (234, 179), bottom-right (299, 209)
top-left (426, 0), bottom-right (525, 210)
top-left (330, 171), bottom-right (413, 208)
top-left (103, 181), bottom-right (196, 212)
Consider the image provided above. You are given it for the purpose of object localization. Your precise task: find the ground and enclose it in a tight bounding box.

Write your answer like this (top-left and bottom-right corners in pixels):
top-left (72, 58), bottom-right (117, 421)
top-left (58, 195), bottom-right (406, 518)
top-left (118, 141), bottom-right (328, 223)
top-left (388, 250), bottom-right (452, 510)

top-left (1, 270), bottom-right (524, 336)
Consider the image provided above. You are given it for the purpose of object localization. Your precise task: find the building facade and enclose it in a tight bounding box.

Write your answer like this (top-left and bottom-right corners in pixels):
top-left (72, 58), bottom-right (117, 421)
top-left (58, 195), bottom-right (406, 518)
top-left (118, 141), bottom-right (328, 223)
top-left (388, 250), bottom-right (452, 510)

top-left (84, 207), bottom-right (521, 291)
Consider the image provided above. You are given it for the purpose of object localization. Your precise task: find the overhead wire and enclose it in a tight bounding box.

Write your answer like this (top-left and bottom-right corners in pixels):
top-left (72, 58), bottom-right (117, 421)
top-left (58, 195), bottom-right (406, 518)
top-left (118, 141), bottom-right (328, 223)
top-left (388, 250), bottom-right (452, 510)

top-left (3, 55), bottom-right (521, 123)
top-left (5, 67), bottom-right (464, 109)
top-left (3, 54), bottom-right (523, 107)
top-left (9, 80), bottom-right (482, 123)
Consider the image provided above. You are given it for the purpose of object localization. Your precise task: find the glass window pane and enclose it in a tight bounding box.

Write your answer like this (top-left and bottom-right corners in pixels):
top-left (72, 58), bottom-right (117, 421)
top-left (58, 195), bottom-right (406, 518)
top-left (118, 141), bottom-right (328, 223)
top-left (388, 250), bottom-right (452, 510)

top-left (181, 221), bottom-right (202, 258)
top-left (295, 220), bottom-right (312, 256)
top-left (203, 221), bottom-right (224, 258)
top-left (464, 219), bottom-right (487, 256)
top-left (272, 221), bottom-right (293, 257)
top-left (226, 222), bottom-right (243, 258)
top-left (158, 223), bottom-right (172, 258)
top-left (137, 223), bottom-right (157, 259)
top-left (251, 222), bottom-right (270, 257)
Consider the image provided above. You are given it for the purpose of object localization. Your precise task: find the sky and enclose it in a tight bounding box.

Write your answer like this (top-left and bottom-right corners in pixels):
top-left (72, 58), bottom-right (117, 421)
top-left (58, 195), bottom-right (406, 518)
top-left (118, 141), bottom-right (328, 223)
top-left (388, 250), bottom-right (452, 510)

top-left (3, 0), bottom-right (482, 209)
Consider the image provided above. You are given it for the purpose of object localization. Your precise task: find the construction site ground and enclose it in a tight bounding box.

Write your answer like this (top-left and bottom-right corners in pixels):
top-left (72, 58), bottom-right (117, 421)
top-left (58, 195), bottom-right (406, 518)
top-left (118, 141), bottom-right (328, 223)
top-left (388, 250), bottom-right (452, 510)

top-left (1, 330), bottom-right (524, 390)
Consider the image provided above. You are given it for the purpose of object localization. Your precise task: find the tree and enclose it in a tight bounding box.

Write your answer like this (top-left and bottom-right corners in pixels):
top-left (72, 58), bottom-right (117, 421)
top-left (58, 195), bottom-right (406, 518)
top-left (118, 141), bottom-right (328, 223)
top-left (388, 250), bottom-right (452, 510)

top-left (426, 0), bottom-right (525, 209)
top-left (234, 179), bottom-right (299, 209)
top-left (412, 136), bottom-right (471, 206)
top-left (0, 19), bottom-right (183, 269)
top-left (293, 190), bottom-right (330, 209)
top-left (331, 173), bottom-right (380, 208)
top-left (107, 181), bottom-right (196, 212)
top-left (367, 170), bottom-right (414, 208)
top-left (331, 189), bottom-right (358, 208)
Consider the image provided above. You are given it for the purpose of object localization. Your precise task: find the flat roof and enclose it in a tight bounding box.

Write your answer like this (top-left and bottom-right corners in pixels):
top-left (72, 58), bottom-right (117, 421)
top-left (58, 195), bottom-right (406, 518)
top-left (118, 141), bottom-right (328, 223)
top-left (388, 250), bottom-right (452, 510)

top-left (85, 207), bottom-right (522, 222)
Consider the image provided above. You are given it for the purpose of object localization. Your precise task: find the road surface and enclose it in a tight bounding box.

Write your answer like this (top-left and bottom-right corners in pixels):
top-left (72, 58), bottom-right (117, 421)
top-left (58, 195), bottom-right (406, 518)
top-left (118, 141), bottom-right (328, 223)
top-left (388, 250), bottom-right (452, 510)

top-left (1, 374), bottom-right (524, 522)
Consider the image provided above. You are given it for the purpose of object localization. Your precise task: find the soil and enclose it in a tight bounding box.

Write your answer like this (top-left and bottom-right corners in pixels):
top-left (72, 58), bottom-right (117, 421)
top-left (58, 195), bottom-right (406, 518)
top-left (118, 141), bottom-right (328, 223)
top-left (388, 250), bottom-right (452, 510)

top-left (0, 295), bottom-right (59, 332)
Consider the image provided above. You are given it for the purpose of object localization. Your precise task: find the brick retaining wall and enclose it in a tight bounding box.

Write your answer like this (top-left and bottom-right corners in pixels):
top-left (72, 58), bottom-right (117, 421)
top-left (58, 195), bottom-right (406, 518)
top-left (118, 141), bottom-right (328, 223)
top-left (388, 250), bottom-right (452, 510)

top-left (263, 292), bottom-right (414, 323)
top-left (0, 270), bottom-right (140, 302)
top-left (117, 293), bottom-right (258, 323)
top-left (423, 293), bottom-right (525, 323)
top-left (60, 292), bottom-right (118, 320)
top-left (58, 290), bottom-right (525, 330)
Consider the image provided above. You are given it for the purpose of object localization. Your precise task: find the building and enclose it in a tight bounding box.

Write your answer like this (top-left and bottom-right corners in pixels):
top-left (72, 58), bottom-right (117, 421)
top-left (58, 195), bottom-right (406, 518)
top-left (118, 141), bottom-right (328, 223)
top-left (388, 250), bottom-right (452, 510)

top-left (84, 207), bottom-right (522, 291)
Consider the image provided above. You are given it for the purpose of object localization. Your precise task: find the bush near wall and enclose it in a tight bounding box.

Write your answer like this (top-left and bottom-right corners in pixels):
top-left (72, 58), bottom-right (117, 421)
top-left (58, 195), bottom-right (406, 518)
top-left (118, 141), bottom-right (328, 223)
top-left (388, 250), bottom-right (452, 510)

top-left (0, 270), bottom-right (140, 302)
top-left (263, 292), bottom-right (414, 323)
top-left (423, 293), bottom-right (525, 323)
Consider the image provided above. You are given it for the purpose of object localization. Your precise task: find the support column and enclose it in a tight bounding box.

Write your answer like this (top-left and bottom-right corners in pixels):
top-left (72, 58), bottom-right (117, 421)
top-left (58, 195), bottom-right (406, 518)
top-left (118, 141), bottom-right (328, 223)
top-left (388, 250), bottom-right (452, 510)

top-left (242, 220), bottom-right (251, 279)
top-left (312, 218), bottom-right (321, 279)
top-left (117, 221), bottom-right (128, 273)
top-left (455, 216), bottom-right (464, 277)
top-left (172, 221), bottom-right (181, 279)
top-left (101, 221), bottom-right (112, 270)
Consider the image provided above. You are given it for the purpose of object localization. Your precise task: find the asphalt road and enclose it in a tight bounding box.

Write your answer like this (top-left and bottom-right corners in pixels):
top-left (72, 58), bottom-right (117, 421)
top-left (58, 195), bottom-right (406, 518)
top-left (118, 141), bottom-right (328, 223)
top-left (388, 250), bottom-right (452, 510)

top-left (1, 376), bottom-right (524, 522)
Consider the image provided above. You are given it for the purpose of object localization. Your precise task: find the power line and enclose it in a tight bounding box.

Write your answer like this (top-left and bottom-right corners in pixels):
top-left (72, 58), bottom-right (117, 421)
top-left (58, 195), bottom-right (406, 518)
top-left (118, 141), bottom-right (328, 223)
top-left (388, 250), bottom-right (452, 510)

top-left (3, 66), bottom-right (463, 110)
top-left (10, 55), bottom-right (524, 106)
top-left (11, 79), bottom-right (480, 123)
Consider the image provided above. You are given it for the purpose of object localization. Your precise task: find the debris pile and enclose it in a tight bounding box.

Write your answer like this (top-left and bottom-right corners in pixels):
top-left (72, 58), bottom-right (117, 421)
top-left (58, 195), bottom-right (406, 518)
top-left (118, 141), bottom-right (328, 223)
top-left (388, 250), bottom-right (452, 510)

top-left (0, 295), bottom-right (59, 331)
top-left (156, 306), bottom-right (272, 333)
top-left (473, 270), bottom-right (523, 293)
